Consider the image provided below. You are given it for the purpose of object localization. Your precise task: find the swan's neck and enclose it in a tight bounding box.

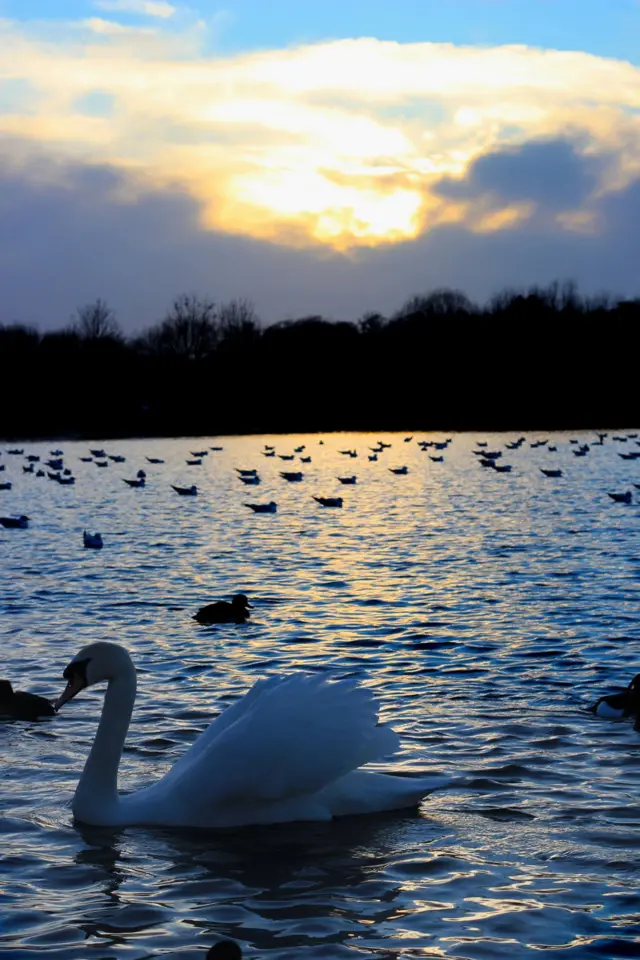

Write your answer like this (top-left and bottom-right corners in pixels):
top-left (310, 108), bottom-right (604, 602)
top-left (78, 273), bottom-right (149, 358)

top-left (73, 670), bottom-right (136, 821)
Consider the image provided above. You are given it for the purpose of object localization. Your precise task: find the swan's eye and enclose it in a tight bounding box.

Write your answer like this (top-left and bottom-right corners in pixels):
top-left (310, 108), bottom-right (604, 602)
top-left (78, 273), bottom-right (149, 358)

top-left (63, 658), bottom-right (90, 685)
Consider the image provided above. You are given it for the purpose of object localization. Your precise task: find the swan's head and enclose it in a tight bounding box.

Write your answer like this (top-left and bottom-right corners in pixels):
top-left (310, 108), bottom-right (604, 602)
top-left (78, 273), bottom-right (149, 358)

top-left (55, 642), bottom-right (134, 711)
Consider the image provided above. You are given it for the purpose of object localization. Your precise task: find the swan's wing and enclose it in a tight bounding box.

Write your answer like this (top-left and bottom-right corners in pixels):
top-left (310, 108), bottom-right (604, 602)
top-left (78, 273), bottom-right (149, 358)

top-left (167, 676), bottom-right (281, 778)
top-left (158, 673), bottom-right (399, 805)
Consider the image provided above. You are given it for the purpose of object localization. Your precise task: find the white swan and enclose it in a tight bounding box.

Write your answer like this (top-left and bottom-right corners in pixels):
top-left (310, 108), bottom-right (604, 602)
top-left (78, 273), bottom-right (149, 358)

top-left (55, 642), bottom-right (449, 828)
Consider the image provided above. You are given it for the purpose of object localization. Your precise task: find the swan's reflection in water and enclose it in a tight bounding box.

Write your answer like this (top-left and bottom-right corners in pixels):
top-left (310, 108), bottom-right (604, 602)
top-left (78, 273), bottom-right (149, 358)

top-left (71, 811), bottom-right (442, 957)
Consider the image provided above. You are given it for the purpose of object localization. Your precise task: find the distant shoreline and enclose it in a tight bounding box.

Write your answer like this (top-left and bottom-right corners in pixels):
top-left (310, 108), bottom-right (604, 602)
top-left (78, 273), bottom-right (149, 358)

top-left (2, 426), bottom-right (636, 444)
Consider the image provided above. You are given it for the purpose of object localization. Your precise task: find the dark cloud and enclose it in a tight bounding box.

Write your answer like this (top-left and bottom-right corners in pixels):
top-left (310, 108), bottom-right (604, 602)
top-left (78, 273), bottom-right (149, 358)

top-left (434, 137), bottom-right (606, 211)
top-left (0, 137), bottom-right (639, 334)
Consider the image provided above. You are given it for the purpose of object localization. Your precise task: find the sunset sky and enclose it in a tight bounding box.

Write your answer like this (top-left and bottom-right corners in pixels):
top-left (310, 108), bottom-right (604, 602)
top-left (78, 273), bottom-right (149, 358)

top-left (2, 0), bottom-right (640, 330)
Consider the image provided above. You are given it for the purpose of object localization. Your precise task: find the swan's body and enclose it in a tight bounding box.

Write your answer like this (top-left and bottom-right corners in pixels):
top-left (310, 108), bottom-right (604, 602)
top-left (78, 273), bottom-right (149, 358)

top-left (56, 642), bottom-right (448, 828)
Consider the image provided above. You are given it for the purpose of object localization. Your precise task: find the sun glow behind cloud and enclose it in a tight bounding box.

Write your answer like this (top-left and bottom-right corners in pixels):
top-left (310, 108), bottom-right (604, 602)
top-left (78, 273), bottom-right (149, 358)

top-left (2, 7), bottom-right (640, 248)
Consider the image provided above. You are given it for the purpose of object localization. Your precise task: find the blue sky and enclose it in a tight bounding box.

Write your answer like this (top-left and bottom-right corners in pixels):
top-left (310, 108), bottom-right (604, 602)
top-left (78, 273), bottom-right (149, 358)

top-left (5, 0), bottom-right (640, 64)
top-left (2, 0), bottom-right (640, 329)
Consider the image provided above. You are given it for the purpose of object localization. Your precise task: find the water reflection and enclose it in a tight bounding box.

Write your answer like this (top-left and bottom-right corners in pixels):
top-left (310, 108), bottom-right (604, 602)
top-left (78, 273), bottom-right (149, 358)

top-left (1, 433), bottom-right (640, 958)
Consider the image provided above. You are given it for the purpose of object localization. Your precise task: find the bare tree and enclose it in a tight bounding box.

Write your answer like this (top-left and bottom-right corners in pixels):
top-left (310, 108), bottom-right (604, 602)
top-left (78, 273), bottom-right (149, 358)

top-left (73, 299), bottom-right (122, 340)
top-left (394, 289), bottom-right (474, 319)
top-left (144, 294), bottom-right (219, 360)
top-left (218, 298), bottom-right (260, 343)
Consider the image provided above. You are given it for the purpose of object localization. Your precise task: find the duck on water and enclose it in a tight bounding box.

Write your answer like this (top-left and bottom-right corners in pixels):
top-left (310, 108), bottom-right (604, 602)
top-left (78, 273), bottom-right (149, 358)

top-left (0, 680), bottom-right (55, 720)
top-left (194, 594), bottom-right (252, 624)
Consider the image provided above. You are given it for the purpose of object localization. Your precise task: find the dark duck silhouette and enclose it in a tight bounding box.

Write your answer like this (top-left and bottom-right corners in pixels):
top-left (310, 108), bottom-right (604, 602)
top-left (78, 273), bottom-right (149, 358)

top-left (207, 942), bottom-right (242, 960)
top-left (0, 514), bottom-right (28, 528)
top-left (0, 680), bottom-right (55, 720)
top-left (608, 491), bottom-right (632, 504)
top-left (588, 674), bottom-right (640, 722)
top-left (194, 594), bottom-right (252, 624)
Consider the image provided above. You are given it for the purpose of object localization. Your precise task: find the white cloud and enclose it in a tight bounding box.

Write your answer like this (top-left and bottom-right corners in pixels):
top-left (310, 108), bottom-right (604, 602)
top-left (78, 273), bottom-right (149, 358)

top-left (93, 0), bottom-right (176, 19)
top-left (1, 14), bottom-right (640, 246)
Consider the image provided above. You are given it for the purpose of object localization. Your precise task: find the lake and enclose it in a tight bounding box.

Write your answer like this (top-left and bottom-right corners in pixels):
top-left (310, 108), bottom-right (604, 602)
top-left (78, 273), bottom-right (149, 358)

top-left (1, 432), bottom-right (639, 959)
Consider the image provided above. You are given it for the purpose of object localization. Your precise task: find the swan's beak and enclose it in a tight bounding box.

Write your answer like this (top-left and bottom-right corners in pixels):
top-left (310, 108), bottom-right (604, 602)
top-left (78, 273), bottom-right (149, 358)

top-left (55, 674), bottom-right (85, 712)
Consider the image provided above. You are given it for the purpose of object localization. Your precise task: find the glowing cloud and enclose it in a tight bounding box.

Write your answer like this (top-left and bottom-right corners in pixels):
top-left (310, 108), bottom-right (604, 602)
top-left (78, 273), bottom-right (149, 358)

top-left (1, 12), bottom-right (640, 247)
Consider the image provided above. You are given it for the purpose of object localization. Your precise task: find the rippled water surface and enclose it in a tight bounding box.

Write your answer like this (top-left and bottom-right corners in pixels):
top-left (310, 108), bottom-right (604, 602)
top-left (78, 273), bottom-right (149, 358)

top-left (1, 432), bottom-right (640, 959)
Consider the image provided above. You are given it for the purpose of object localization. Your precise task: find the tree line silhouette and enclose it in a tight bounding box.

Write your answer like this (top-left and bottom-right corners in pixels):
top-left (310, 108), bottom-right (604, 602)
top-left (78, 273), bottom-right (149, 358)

top-left (1, 282), bottom-right (637, 439)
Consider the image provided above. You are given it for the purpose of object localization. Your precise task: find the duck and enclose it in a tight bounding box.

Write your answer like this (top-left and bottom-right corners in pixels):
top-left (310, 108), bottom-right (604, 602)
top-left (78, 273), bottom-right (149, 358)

top-left (294, 445), bottom-right (305, 453)
top-left (123, 477), bottom-right (145, 488)
top-left (368, 454), bottom-right (378, 461)
top-left (493, 464), bottom-right (512, 473)
top-left (146, 457), bottom-right (165, 464)
top-left (58, 475), bottom-right (75, 485)
top-left (194, 594), bottom-right (252, 625)
top-left (0, 680), bottom-right (55, 720)
top-left (236, 468), bottom-right (258, 476)
top-left (89, 449), bottom-right (106, 458)
top-left (262, 450), bottom-right (276, 457)
top-left (278, 454), bottom-right (295, 461)
top-left (0, 515), bottom-right (29, 528)
top-left (191, 451), bottom-right (208, 458)
top-left (390, 466), bottom-right (409, 474)
top-left (207, 943), bottom-right (242, 960)
top-left (83, 531), bottom-right (103, 549)
top-left (210, 446), bottom-right (224, 452)
top-left (429, 456), bottom-right (444, 463)
top-left (588, 674), bottom-right (640, 720)
top-left (186, 459), bottom-right (202, 466)
top-left (313, 496), bottom-right (343, 507)
top-left (95, 460), bottom-right (109, 468)
top-left (608, 491), bottom-right (632, 504)
top-left (0, 482), bottom-right (12, 491)
top-left (541, 468), bottom-right (563, 478)
top-left (79, 457), bottom-right (93, 462)
top-left (172, 485), bottom-right (198, 496)
top-left (244, 501), bottom-right (277, 513)
top-left (53, 641), bottom-right (450, 828)
top-left (239, 475), bottom-right (261, 485)
top-left (300, 456), bottom-right (312, 463)
top-left (108, 455), bottom-right (126, 463)
top-left (337, 476), bottom-right (356, 484)
top-left (280, 471), bottom-right (303, 481)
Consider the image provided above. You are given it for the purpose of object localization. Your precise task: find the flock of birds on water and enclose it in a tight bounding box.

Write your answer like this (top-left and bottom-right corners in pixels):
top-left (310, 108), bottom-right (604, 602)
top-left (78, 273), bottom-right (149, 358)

top-left (1, 429), bottom-right (638, 716)
top-left (1, 433), bottom-right (639, 954)
top-left (1, 430), bottom-right (640, 537)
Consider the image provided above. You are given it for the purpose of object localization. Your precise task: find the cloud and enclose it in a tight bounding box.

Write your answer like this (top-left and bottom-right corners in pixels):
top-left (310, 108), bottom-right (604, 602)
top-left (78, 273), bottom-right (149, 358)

top-left (93, 0), bottom-right (176, 18)
top-left (1, 13), bottom-right (640, 250)
top-left (1, 138), bottom-right (639, 334)
top-left (434, 138), bottom-right (607, 210)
